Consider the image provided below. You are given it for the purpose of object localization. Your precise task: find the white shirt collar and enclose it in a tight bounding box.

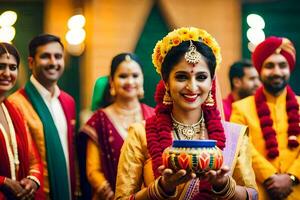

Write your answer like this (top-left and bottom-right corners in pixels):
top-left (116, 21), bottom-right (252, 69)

top-left (30, 75), bottom-right (60, 100)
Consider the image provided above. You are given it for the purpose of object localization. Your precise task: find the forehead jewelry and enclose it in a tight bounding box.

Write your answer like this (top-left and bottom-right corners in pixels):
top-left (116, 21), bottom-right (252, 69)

top-left (0, 43), bottom-right (10, 59)
top-left (184, 40), bottom-right (202, 65)
top-left (125, 55), bottom-right (132, 62)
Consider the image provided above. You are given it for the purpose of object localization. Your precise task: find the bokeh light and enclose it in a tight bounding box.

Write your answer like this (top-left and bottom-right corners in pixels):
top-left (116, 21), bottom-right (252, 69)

top-left (67, 14), bottom-right (86, 29)
top-left (247, 14), bottom-right (265, 29)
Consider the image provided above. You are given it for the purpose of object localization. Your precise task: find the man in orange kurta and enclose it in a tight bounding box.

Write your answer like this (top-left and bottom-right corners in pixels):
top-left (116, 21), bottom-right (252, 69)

top-left (231, 36), bottom-right (300, 200)
top-left (8, 34), bottom-right (79, 200)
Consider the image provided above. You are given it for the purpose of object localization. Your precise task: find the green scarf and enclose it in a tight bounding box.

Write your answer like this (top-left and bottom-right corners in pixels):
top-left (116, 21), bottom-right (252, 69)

top-left (91, 76), bottom-right (108, 111)
top-left (25, 81), bottom-right (70, 200)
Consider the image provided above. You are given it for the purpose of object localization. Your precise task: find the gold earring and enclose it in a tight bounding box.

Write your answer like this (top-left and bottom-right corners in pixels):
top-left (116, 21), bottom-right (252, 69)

top-left (163, 90), bottom-right (173, 105)
top-left (110, 86), bottom-right (116, 96)
top-left (138, 87), bottom-right (144, 99)
top-left (205, 90), bottom-right (214, 106)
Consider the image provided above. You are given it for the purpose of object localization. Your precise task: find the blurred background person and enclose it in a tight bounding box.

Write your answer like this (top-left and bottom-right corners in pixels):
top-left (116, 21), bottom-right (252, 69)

top-left (223, 59), bottom-right (260, 121)
top-left (231, 36), bottom-right (300, 200)
top-left (78, 53), bottom-right (154, 200)
top-left (0, 42), bottom-right (43, 200)
top-left (2, 0), bottom-right (300, 129)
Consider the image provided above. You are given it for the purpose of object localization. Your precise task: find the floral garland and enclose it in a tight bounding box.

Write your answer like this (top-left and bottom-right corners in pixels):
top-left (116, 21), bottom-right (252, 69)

top-left (254, 86), bottom-right (300, 159)
top-left (146, 80), bottom-right (225, 199)
top-left (152, 27), bottom-right (222, 75)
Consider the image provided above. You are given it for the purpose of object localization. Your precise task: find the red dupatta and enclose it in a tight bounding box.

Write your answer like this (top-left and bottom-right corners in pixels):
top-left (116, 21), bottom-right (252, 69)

top-left (0, 100), bottom-right (29, 198)
top-left (0, 100), bottom-right (29, 181)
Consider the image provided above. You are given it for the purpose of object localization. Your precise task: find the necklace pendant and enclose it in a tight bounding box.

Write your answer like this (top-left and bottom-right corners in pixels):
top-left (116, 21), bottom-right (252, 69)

top-left (183, 128), bottom-right (195, 139)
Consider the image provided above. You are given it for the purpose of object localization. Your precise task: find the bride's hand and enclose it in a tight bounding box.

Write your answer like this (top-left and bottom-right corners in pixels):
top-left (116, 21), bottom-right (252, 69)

top-left (158, 165), bottom-right (196, 194)
top-left (200, 165), bottom-right (230, 189)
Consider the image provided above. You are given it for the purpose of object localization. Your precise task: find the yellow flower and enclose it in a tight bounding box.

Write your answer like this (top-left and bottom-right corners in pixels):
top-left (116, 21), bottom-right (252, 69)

top-left (152, 27), bottom-right (222, 75)
top-left (178, 27), bottom-right (189, 37)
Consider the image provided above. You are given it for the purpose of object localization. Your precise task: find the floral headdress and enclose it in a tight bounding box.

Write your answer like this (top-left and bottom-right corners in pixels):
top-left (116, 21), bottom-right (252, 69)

top-left (152, 27), bottom-right (222, 75)
top-left (147, 28), bottom-right (226, 189)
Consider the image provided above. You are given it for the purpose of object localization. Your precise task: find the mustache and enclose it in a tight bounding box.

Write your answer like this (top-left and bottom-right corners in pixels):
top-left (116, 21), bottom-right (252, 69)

top-left (267, 75), bottom-right (285, 81)
top-left (45, 65), bottom-right (59, 70)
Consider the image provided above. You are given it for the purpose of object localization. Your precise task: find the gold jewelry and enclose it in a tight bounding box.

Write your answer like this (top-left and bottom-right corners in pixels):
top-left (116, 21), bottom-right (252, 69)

top-left (184, 40), bottom-right (202, 64)
top-left (138, 87), bottom-right (144, 99)
top-left (152, 27), bottom-right (222, 75)
top-left (163, 90), bottom-right (173, 105)
top-left (199, 119), bottom-right (208, 140)
top-left (212, 176), bottom-right (236, 199)
top-left (113, 104), bottom-right (142, 130)
top-left (0, 43), bottom-right (10, 59)
top-left (125, 55), bottom-right (131, 62)
top-left (26, 175), bottom-right (41, 188)
top-left (205, 90), bottom-right (214, 107)
top-left (147, 177), bottom-right (178, 200)
top-left (110, 86), bottom-right (116, 96)
top-left (171, 112), bottom-right (204, 140)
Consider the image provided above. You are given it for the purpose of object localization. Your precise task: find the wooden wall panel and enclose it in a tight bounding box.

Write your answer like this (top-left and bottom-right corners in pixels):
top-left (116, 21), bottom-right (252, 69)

top-left (81, 0), bottom-right (153, 108)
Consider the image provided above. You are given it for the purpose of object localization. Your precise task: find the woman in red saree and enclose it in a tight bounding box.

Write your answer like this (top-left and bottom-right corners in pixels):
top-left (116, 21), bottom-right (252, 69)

top-left (79, 53), bottom-right (154, 200)
top-left (0, 43), bottom-right (43, 200)
top-left (115, 28), bottom-right (258, 200)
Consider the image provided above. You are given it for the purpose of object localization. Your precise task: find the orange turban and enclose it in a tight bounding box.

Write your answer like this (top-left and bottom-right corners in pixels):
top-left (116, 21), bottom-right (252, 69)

top-left (252, 36), bottom-right (296, 73)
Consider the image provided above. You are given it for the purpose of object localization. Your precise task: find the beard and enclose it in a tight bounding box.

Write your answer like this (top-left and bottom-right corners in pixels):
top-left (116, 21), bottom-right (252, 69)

top-left (238, 87), bottom-right (256, 99)
top-left (262, 75), bottom-right (288, 95)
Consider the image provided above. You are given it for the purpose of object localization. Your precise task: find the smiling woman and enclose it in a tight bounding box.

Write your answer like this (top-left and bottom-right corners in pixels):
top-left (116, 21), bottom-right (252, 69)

top-left (0, 42), bottom-right (43, 200)
top-left (0, 44), bottom-right (18, 98)
top-left (115, 27), bottom-right (258, 200)
top-left (78, 53), bottom-right (154, 200)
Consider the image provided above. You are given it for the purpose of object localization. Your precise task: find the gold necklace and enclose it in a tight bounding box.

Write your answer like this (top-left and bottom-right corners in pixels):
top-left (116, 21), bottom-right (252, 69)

top-left (113, 104), bottom-right (142, 130)
top-left (171, 112), bottom-right (204, 140)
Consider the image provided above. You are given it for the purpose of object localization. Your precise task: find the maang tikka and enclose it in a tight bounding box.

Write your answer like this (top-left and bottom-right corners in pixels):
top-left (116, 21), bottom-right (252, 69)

top-left (0, 43), bottom-right (10, 59)
top-left (184, 40), bottom-right (202, 64)
top-left (125, 55), bottom-right (132, 62)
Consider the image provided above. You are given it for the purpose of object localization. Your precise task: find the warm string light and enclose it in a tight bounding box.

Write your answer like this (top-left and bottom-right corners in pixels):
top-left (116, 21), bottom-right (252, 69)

top-left (246, 13), bottom-right (265, 52)
top-left (0, 10), bottom-right (17, 43)
top-left (65, 14), bottom-right (86, 56)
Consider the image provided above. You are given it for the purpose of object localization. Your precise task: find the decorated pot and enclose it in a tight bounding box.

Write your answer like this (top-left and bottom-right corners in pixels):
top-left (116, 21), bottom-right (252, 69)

top-left (162, 140), bottom-right (223, 176)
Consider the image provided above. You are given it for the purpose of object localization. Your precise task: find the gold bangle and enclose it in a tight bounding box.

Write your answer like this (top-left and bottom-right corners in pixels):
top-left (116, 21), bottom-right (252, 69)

top-left (154, 181), bottom-right (166, 200)
top-left (211, 176), bottom-right (230, 195)
top-left (26, 175), bottom-right (40, 189)
top-left (212, 176), bottom-right (236, 199)
top-left (147, 182), bottom-right (158, 200)
top-left (223, 177), bottom-right (236, 199)
top-left (157, 176), bottom-right (178, 198)
top-left (147, 177), bottom-right (178, 200)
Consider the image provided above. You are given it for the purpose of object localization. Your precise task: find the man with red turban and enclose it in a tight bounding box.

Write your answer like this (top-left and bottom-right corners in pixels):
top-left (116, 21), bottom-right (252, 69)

top-left (231, 36), bottom-right (300, 200)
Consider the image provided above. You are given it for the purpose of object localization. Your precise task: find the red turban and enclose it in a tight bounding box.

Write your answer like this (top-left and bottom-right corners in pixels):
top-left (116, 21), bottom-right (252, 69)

top-left (252, 36), bottom-right (296, 73)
